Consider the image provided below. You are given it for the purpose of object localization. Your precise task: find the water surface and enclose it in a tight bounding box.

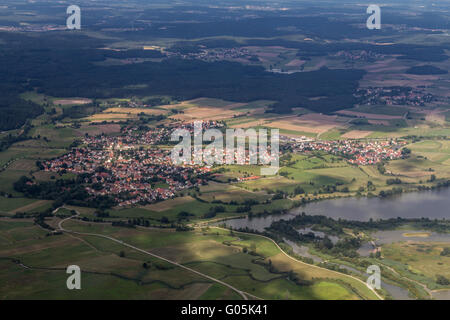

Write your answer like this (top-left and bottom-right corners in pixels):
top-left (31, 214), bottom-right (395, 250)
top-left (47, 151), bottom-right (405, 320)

top-left (221, 188), bottom-right (450, 232)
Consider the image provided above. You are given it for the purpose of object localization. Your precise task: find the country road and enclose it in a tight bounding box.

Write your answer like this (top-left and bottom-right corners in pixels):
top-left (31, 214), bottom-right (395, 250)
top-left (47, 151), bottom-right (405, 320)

top-left (57, 212), bottom-right (260, 300)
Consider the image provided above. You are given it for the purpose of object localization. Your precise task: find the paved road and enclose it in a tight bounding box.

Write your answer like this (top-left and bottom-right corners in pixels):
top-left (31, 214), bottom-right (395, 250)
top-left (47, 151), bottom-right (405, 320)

top-left (58, 213), bottom-right (256, 300)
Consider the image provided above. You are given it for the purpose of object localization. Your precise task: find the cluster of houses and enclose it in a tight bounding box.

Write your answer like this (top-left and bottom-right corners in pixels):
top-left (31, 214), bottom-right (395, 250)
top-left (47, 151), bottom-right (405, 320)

top-left (291, 139), bottom-right (407, 165)
top-left (41, 115), bottom-right (409, 207)
top-left (42, 119), bottom-right (281, 206)
top-left (334, 50), bottom-right (383, 62)
top-left (43, 125), bottom-right (212, 206)
top-left (166, 47), bottom-right (255, 62)
top-left (355, 87), bottom-right (434, 106)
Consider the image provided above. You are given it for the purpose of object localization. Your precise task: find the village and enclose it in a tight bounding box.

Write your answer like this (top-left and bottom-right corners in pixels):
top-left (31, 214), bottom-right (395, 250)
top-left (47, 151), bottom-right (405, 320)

top-left (166, 47), bottom-right (256, 62)
top-left (289, 138), bottom-right (407, 165)
top-left (355, 87), bottom-right (434, 106)
top-left (42, 116), bottom-right (408, 207)
top-left (43, 124), bottom-right (214, 207)
top-left (334, 50), bottom-right (384, 62)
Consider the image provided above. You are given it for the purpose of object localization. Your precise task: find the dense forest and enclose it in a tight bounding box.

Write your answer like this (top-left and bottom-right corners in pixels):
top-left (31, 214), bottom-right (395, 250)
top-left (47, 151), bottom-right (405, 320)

top-left (13, 175), bottom-right (117, 209)
top-left (0, 93), bottom-right (43, 131)
top-left (406, 65), bottom-right (448, 75)
top-left (0, 31), bottom-right (366, 120)
top-left (0, 2), bottom-right (448, 130)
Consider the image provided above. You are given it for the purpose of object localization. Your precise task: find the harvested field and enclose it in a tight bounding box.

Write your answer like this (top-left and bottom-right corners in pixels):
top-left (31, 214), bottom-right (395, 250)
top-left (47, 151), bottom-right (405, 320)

top-left (168, 99), bottom-right (252, 122)
top-left (10, 200), bottom-right (51, 214)
top-left (336, 110), bottom-right (404, 119)
top-left (266, 120), bottom-right (328, 134)
top-left (53, 98), bottom-right (92, 105)
top-left (361, 58), bottom-right (407, 73)
top-left (403, 232), bottom-right (431, 238)
top-left (187, 98), bottom-right (242, 108)
top-left (84, 113), bottom-right (133, 122)
top-left (161, 99), bottom-right (268, 122)
top-left (142, 196), bottom-right (195, 212)
top-left (423, 109), bottom-right (447, 124)
top-left (0, 198), bottom-right (38, 213)
top-left (299, 113), bottom-right (342, 123)
top-left (7, 159), bottom-right (36, 171)
top-left (76, 124), bottom-right (122, 136)
top-left (171, 107), bottom-right (244, 121)
top-left (158, 101), bottom-right (193, 111)
top-left (103, 107), bottom-right (167, 115)
top-left (341, 130), bottom-right (373, 139)
top-left (368, 119), bottom-right (390, 125)
top-left (266, 114), bottom-right (345, 135)
top-left (285, 59), bottom-right (306, 67)
top-left (229, 119), bottom-right (266, 129)
top-left (405, 106), bottom-right (448, 124)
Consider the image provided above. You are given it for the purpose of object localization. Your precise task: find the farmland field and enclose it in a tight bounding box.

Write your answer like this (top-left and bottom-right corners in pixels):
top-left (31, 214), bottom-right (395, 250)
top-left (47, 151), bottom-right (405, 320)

top-left (0, 219), bottom-right (378, 300)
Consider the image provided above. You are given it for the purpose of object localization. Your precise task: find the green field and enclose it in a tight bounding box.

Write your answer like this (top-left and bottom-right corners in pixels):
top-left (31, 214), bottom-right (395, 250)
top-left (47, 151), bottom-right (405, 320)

top-left (0, 198), bottom-right (38, 213)
top-left (386, 140), bottom-right (450, 181)
top-left (382, 241), bottom-right (450, 290)
top-left (0, 219), bottom-right (379, 300)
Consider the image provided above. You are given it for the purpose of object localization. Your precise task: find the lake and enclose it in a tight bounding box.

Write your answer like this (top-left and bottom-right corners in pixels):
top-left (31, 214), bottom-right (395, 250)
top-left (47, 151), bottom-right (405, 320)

top-left (220, 188), bottom-right (450, 232)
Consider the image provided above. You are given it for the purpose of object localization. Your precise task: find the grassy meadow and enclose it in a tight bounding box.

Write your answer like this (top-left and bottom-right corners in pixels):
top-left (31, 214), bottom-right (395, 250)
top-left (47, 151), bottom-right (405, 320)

top-left (0, 219), bottom-right (378, 300)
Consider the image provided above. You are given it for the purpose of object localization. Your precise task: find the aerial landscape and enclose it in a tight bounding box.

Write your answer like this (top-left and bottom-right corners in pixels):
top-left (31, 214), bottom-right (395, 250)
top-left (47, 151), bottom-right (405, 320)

top-left (0, 0), bottom-right (450, 303)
